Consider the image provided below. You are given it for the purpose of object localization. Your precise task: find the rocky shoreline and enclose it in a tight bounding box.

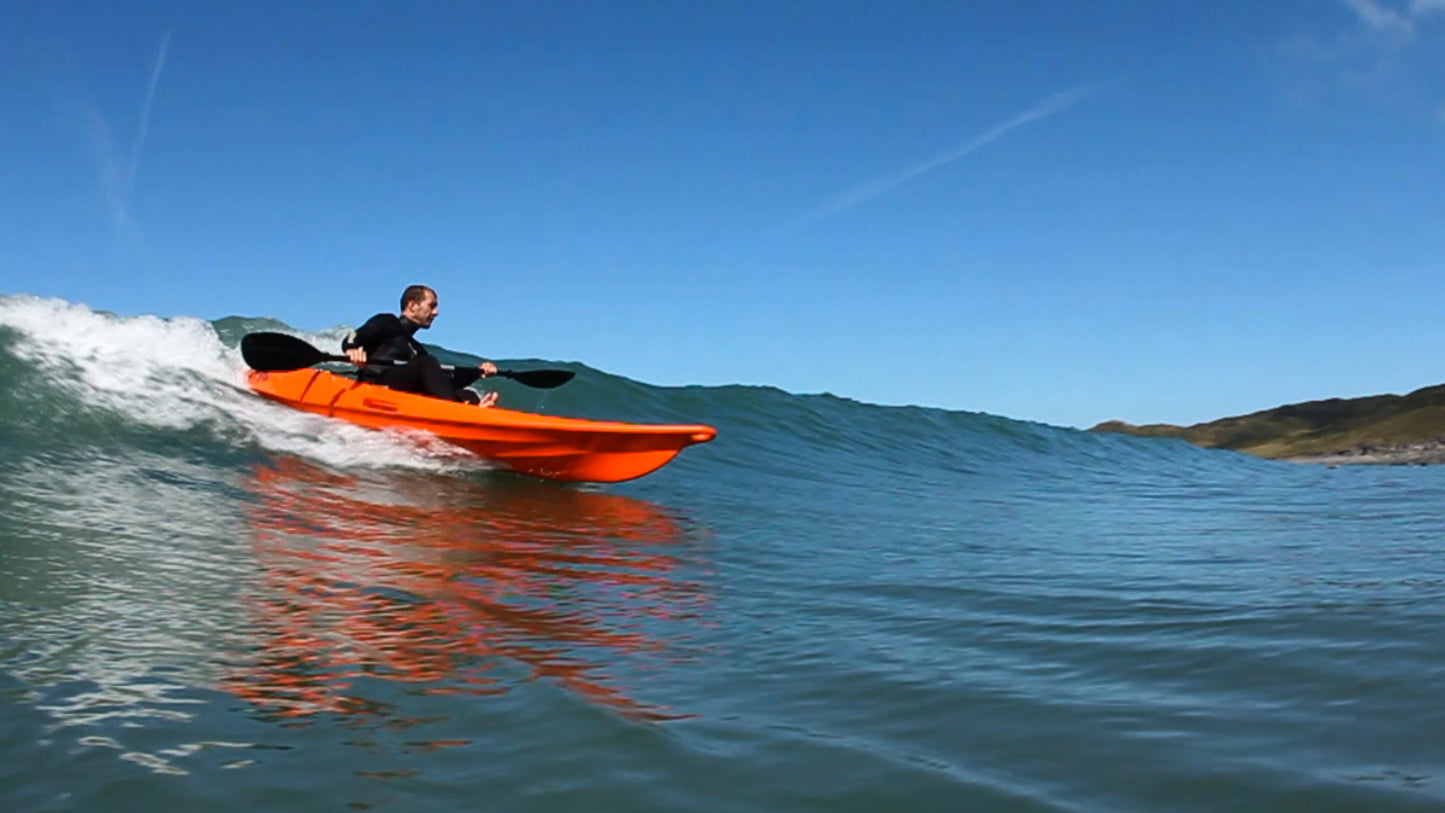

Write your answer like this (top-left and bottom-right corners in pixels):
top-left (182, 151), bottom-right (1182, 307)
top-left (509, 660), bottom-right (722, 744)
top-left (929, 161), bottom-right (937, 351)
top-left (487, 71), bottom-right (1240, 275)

top-left (1283, 439), bottom-right (1445, 466)
top-left (1092, 383), bottom-right (1445, 464)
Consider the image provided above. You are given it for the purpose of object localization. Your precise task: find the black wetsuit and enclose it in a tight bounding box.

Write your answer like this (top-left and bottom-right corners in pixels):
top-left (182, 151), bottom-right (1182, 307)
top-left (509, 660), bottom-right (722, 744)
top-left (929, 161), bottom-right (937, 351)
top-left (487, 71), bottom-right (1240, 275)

top-left (341, 314), bottom-right (482, 404)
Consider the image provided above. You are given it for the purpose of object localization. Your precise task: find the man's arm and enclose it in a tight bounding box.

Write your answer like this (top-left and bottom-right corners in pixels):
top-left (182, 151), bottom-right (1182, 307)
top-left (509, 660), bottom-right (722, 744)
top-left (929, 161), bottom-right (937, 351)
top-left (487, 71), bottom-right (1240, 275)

top-left (342, 313), bottom-right (394, 364)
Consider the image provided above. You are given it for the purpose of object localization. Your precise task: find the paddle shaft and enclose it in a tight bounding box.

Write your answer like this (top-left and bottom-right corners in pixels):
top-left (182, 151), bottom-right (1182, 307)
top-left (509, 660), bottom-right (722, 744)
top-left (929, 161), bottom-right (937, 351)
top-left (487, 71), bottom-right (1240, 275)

top-left (330, 352), bottom-right (544, 384)
top-left (327, 350), bottom-right (466, 373)
top-left (240, 331), bottom-right (574, 388)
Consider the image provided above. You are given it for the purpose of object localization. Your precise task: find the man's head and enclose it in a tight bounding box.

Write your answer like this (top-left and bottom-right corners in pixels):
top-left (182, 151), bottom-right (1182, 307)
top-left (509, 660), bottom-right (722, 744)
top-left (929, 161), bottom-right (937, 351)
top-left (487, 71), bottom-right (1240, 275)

top-left (400, 285), bottom-right (438, 328)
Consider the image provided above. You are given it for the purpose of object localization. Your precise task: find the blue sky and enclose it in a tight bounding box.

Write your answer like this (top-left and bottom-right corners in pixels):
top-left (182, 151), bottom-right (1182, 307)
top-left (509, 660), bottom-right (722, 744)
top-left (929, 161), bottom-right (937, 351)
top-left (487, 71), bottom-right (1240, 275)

top-left (2, 0), bottom-right (1442, 428)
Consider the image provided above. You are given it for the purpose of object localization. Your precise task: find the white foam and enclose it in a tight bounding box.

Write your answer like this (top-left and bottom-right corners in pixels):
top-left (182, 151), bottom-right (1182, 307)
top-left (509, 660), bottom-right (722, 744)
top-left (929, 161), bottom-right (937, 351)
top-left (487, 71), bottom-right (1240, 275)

top-left (0, 295), bottom-right (486, 472)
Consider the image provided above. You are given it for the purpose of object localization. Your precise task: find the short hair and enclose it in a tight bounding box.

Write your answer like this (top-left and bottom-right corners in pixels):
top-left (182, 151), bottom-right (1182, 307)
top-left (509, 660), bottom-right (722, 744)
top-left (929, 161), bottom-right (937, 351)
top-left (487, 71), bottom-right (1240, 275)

top-left (400, 285), bottom-right (435, 311)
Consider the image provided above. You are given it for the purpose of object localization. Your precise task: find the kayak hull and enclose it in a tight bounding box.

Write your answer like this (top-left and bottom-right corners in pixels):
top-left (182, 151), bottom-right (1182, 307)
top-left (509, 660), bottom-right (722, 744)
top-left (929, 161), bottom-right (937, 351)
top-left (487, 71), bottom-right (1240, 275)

top-left (247, 369), bottom-right (715, 483)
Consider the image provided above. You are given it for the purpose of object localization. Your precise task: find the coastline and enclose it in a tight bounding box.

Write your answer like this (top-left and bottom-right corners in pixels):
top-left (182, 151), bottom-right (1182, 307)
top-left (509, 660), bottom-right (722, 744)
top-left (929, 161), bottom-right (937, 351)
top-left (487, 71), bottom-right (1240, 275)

top-left (1282, 439), bottom-right (1445, 466)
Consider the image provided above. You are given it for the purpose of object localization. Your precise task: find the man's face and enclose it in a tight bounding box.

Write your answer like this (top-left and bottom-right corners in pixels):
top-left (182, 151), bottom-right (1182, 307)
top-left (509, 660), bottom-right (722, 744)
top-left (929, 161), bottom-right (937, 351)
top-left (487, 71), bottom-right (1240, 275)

top-left (404, 292), bottom-right (439, 328)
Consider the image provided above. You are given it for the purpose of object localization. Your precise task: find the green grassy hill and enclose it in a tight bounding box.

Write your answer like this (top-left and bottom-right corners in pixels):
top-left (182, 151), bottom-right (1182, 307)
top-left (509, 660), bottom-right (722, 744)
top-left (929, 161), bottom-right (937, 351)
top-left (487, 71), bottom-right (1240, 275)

top-left (1090, 384), bottom-right (1445, 458)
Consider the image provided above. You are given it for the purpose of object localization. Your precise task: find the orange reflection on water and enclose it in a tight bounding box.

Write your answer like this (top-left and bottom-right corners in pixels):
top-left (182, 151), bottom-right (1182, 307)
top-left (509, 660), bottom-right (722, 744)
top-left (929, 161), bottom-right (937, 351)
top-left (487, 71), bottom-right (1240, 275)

top-left (227, 457), bottom-right (708, 723)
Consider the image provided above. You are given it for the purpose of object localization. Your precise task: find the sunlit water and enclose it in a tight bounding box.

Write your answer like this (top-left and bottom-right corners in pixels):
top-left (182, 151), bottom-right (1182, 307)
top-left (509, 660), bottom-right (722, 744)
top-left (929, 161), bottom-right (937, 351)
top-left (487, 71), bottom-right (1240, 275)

top-left (2, 295), bottom-right (1442, 812)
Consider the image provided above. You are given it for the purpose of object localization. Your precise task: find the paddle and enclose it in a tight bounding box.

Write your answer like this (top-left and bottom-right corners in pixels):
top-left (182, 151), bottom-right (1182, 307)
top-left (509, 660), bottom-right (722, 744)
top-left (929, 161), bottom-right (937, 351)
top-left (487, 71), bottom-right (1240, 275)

top-left (240, 331), bottom-right (576, 389)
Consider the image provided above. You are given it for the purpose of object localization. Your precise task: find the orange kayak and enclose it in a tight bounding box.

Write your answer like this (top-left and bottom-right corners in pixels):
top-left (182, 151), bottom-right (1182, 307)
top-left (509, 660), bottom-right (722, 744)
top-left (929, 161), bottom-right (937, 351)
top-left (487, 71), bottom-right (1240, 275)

top-left (247, 369), bottom-right (716, 483)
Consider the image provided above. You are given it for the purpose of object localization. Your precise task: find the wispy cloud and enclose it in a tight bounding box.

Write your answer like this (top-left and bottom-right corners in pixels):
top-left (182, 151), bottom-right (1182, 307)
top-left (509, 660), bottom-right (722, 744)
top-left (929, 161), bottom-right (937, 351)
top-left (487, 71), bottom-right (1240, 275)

top-left (790, 85), bottom-right (1099, 228)
top-left (1343, 0), bottom-right (1445, 35)
top-left (1278, 1), bottom-right (1443, 111)
top-left (70, 100), bottom-right (130, 229)
top-left (66, 31), bottom-right (171, 233)
top-left (1343, 0), bottom-right (1415, 38)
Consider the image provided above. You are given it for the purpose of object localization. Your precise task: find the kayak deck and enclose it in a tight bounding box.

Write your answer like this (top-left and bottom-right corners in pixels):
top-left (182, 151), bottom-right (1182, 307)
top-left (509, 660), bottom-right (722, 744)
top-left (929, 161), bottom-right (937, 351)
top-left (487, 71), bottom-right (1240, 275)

top-left (247, 369), bottom-right (716, 482)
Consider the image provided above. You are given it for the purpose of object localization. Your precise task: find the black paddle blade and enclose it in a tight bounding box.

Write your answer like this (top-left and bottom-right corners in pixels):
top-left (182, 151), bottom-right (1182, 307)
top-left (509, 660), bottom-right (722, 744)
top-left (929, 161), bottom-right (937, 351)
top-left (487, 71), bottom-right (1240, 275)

top-left (241, 332), bottom-right (329, 372)
top-left (501, 369), bottom-right (575, 389)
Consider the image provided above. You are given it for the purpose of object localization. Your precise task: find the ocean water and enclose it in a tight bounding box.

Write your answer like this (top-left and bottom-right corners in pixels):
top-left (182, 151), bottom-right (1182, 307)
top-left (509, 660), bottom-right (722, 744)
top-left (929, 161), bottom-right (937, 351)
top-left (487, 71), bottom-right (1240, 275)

top-left (1, 293), bottom-right (1442, 812)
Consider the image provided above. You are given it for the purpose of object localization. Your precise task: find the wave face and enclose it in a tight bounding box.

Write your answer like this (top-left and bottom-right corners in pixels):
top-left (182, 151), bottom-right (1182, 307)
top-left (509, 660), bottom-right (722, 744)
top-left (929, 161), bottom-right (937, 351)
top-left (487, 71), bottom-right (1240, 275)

top-left (2, 294), bottom-right (1443, 811)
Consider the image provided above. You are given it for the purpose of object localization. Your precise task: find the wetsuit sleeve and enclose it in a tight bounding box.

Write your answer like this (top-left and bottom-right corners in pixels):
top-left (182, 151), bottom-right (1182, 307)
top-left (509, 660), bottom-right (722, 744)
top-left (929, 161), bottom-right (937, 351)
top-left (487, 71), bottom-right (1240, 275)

top-left (450, 368), bottom-right (483, 389)
top-left (342, 314), bottom-right (394, 352)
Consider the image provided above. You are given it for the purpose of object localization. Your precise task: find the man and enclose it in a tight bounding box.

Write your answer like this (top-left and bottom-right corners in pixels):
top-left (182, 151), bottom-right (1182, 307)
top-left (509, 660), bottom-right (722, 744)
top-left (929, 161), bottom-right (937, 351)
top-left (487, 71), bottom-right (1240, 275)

top-left (342, 285), bottom-right (500, 407)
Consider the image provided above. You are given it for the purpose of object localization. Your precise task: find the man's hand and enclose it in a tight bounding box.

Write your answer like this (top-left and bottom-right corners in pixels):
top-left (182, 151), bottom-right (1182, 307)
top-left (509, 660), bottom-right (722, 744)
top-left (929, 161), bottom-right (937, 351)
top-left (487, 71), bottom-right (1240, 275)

top-left (346, 347), bottom-right (367, 365)
top-left (479, 361), bottom-right (498, 377)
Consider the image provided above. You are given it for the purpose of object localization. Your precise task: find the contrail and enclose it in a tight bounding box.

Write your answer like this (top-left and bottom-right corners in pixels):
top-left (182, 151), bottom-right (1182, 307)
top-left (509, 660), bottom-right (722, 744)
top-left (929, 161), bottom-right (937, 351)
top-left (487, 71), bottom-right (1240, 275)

top-left (127, 30), bottom-right (171, 203)
top-left (792, 84), bottom-right (1099, 227)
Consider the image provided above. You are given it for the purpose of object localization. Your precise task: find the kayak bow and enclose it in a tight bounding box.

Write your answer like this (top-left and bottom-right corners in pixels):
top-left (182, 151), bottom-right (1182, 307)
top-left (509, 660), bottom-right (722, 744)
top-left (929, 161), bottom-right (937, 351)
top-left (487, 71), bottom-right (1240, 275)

top-left (247, 369), bottom-right (716, 483)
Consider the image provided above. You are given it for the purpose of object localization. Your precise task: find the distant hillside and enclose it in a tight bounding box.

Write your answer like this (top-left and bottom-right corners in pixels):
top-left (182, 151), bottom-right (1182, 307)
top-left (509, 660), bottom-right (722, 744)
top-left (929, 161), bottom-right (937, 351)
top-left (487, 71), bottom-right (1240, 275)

top-left (1090, 384), bottom-right (1445, 459)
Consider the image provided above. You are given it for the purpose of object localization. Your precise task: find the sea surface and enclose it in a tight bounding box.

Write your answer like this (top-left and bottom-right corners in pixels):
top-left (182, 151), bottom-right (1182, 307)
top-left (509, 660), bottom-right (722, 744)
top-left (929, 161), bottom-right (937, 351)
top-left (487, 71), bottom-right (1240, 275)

top-left (1, 293), bottom-right (1442, 812)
